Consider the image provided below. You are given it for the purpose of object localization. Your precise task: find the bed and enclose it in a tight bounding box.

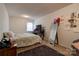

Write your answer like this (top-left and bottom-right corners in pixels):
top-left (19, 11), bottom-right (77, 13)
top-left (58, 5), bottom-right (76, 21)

top-left (14, 33), bottom-right (42, 47)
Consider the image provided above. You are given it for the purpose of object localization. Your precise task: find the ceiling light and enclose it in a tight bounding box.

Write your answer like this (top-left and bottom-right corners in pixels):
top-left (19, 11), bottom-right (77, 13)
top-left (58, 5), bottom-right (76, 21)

top-left (21, 15), bottom-right (30, 18)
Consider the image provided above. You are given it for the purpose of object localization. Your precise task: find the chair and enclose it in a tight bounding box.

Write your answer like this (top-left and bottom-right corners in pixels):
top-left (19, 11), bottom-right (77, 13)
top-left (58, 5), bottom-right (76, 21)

top-left (33, 25), bottom-right (45, 39)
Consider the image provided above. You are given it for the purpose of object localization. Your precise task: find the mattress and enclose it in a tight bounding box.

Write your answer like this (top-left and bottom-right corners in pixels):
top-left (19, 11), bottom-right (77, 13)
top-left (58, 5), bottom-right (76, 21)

top-left (14, 33), bottom-right (42, 47)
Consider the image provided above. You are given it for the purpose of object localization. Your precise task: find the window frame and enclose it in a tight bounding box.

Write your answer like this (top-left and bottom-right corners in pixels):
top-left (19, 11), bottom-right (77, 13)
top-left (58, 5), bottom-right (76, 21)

top-left (26, 22), bottom-right (34, 32)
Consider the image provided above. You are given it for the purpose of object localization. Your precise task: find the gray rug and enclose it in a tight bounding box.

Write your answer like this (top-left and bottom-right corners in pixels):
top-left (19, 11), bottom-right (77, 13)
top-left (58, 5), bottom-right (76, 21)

top-left (18, 45), bottom-right (64, 56)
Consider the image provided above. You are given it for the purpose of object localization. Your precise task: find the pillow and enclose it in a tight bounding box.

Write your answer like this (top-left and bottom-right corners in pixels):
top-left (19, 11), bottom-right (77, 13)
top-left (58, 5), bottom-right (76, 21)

top-left (7, 31), bottom-right (15, 38)
top-left (2, 31), bottom-right (16, 45)
top-left (3, 31), bottom-right (15, 41)
top-left (3, 32), bottom-right (8, 37)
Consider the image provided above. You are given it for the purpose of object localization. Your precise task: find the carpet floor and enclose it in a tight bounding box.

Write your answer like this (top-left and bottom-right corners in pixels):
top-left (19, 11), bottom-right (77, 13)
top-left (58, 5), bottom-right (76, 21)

top-left (18, 45), bottom-right (64, 56)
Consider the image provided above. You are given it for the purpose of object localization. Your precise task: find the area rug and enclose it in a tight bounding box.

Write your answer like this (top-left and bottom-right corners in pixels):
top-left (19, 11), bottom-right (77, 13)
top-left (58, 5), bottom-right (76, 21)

top-left (18, 45), bottom-right (64, 56)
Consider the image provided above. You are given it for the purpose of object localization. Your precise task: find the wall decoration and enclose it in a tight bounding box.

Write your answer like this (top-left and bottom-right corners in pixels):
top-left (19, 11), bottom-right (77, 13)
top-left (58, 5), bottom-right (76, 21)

top-left (68, 12), bottom-right (78, 28)
top-left (54, 17), bottom-right (60, 26)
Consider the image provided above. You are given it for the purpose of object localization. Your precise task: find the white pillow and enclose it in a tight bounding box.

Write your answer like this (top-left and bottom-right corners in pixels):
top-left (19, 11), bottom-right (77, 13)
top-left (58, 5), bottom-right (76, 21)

top-left (3, 31), bottom-right (15, 38)
top-left (8, 31), bottom-right (15, 38)
top-left (3, 31), bottom-right (15, 41)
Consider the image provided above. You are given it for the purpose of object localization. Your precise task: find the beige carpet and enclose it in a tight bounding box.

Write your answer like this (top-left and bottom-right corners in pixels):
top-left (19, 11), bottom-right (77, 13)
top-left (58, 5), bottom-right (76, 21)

top-left (18, 45), bottom-right (64, 56)
top-left (17, 40), bottom-right (71, 56)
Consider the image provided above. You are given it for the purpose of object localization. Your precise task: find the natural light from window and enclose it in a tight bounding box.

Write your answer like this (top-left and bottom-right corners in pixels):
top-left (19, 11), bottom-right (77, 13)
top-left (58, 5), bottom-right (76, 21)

top-left (26, 22), bottom-right (33, 31)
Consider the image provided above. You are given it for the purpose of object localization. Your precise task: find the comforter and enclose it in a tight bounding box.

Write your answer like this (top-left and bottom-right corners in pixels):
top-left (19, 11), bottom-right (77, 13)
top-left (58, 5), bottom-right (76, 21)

top-left (14, 33), bottom-right (42, 47)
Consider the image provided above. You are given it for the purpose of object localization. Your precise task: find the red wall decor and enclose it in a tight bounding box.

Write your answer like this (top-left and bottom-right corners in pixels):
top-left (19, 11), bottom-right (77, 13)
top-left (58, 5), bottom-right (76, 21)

top-left (54, 17), bottom-right (60, 26)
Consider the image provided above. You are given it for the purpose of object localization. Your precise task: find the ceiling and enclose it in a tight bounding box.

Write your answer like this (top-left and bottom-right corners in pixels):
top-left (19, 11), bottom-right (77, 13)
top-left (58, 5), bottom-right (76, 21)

top-left (5, 3), bottom-right (71, 19)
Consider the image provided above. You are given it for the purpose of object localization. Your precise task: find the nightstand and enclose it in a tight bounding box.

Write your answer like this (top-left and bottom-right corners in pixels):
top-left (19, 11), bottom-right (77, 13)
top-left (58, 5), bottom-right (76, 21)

top-left (0, 44), bottom-right (17, 56)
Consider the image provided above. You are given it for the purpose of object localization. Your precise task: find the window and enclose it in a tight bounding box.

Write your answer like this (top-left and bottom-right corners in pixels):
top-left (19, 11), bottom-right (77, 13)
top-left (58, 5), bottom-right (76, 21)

top-left (26, 22), bottom-right (33, 31)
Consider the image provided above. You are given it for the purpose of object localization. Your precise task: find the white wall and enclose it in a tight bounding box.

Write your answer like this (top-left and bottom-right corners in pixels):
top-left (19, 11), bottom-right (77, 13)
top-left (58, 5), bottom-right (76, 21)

top-left (0, 4), bottom-right (9, 33)
top-left (9, 16), bottom-right (33, 33)
top-left (34, 4), bottom-right (79, 50)
top-left (34, 15), bottom-right (52, 41)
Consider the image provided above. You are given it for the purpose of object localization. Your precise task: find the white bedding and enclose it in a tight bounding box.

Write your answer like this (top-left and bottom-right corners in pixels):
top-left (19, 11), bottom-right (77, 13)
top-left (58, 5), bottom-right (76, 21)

top-left (14, 33), bottom-right (42, 47)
